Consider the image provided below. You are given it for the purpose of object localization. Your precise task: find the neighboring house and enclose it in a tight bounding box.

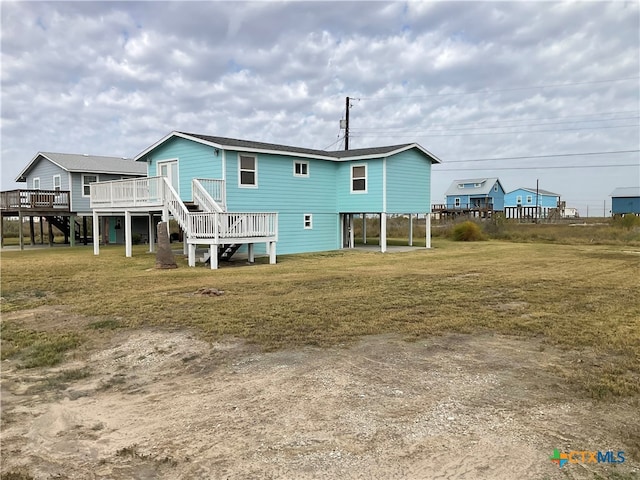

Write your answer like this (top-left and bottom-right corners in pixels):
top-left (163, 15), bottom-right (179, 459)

top-left (443, 178), bottom-right (505, 211)
top-left (1, 152), bottom-right (147, 248)
top-left (561, 206), bottom-right (578, 218)
top-left (90, 131), bottom-right (441, 268)
top-left (611, 187), bottom-right (640, 215)
top-left (504, 187), bottom-right (560, 219)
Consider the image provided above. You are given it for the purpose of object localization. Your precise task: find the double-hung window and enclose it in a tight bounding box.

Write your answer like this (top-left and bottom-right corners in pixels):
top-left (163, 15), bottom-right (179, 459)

top-left (351, 165), bottom-right (367, 192)
top-left (53, 175), bottom-right (61, 192)
top-left (303, 214), bottom-right (313, 229)
top-left (82, 174), bottom-right (98, 197)
top-left (239, 154), bottom-right (257, 187)
top-left (33, 178), bottom-right (40, 190)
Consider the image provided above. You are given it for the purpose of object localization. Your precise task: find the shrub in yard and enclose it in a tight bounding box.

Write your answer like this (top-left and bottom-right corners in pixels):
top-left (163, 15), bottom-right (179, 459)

top-left (451, 221), bottom-right (485, 241)
top-left (612, 214), bottom-right (640, 230)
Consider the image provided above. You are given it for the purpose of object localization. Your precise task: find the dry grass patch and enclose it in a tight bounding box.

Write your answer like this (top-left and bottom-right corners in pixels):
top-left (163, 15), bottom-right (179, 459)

top-left (1, 241), bottom-right (639, 398)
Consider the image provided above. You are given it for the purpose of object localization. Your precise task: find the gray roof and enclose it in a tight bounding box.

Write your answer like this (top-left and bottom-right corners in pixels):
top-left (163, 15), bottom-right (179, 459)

top-left (134, 131), bottom-right (441, 163)
top-left (16, 152), bottom-right (146, 182)
top-left (610, 186), bottom-right (640, 198)
top-left (445, 178), bottom-right (502, 197)
top-left (507, 187), bottom-right (560, 197)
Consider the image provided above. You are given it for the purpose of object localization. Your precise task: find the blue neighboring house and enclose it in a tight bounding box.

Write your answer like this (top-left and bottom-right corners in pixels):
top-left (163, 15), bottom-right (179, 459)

top-left (504, 187), bottom-right (561, 216)
top-left (444, 178), bottom-right (505, 211)
top-left (1, 152), bottom-right (147, 248)
top-left (89, 131), bottom-right (442, 268)
top-left (611, 187), bottom-right (640, 215)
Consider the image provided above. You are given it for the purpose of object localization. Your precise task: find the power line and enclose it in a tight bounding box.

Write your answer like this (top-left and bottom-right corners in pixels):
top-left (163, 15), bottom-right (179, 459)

top-left (356, 76), bottom-right (640, 100)
top-left (443, 149), bottom-right (640, 163)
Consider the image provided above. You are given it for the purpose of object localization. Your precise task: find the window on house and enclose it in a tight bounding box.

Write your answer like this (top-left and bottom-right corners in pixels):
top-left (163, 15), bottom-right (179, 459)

top-left (294, 161), bottom-right (309, 177)
top-left (494, 185), bottom-right (498, 192)
top-left (83, 174), bottom-right (98, 197)
top-left (351, 165), bottom-right (367, 192)
top-left (526, 195), bottom-right (533, 204)
top-left (304, 214), bottom-right (313, 229)
top-left (239, 155), bottom-right (257, 186)
top-left (474, 183), bottom-right (482, 188)
top-left (53, 175), bottom-right (61, 192)
top-left (455, 198), bottom-right (461, 207)
top-left (33, 178), bottom-right (40, 190)
top-left (516, 195), bottom-right (522, 205)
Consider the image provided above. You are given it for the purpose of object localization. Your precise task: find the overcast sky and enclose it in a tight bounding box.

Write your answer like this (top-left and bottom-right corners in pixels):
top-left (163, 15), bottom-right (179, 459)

top-left (2, 1), bottom-right (639, 216)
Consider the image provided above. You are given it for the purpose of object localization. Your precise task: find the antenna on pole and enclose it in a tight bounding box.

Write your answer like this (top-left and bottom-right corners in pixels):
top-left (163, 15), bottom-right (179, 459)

top-left (344, 96), bottom-right (350, 150)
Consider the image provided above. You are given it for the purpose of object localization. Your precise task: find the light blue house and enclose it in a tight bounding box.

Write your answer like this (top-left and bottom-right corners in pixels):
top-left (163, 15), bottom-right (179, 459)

top-left (1, 152), bottom-right (147, 248)
top-left (611, 187), bottom-right (640, 215)
top-left (444, 178), bottom-right (505, 211)
top-left (504, 187), bottom-right (560, 219)
top-left (90, 131), bottom-right (441, 268)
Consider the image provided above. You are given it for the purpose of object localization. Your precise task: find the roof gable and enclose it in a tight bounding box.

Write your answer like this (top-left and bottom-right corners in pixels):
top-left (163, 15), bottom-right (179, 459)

top-left (507, 187), bottom-right (560, 197)
top-left (133, 131), bottom-right (442, 164)
top-left (16, 152), bottom-right (146, 182)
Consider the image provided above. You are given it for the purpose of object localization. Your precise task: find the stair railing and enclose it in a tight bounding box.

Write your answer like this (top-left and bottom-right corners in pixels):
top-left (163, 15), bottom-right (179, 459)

top-left (192, 179), bottom-right (225, 212)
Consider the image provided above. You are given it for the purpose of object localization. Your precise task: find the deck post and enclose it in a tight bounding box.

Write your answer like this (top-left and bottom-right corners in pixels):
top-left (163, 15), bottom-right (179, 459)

top-left (29, 216), bottom-right (35, 245)
top-left (82, 216), bottom-right (88, 245)
top-left (349, 214), bottom-right (354, 248)
top-left (380, 213), bottom-right (387, 253)
top-left (40, 217), bottom-right (44, 244)
top-left (268, 241), bottom-right (276, 264)
top-left (188, 243), bottom-right (196, 267)
top-left (70, 215), bottom-right (75, 247)
top-left (148, 214), bottom-right (155, 253)
top-left (248, 243), bottom-right (254, 263)
top-left (18, 211), bottom-right (24, 250)
top-left (183, 235), bottom-right (188, 256)
top-left (93, 211), bottom-right (100, 255)
top-left (125, 210), bottom-right (132, 257)
top-left (47, 217), bottom-right (53, 246)
top-left (362, 213), bottom-right (367, 244)
top-left (0, 214), bottom-right (4, 248)
top-left (408, 214), bottom-right (413, 246)
top-left (426, 213), bottom-right (432, 249)
top-left (210, 245), bottom-right (218, 270)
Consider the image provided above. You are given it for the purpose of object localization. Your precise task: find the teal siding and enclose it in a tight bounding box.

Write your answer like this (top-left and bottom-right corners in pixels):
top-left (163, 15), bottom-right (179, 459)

top-left (147, 137), bottom-right (222, 201)
top-left (335, 159), bottom-right (384, 212)
top-left (224, 151), bottom-right (339, 254)
top-left (386, 150), bottom-right (431, 213)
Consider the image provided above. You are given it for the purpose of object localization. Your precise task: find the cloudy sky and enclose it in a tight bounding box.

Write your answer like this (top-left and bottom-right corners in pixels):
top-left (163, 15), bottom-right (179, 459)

top-left (2, 1), bottom-right (639, 215)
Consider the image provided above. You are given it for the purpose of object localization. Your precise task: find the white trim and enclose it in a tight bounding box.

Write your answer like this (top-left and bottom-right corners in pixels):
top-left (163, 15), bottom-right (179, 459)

top-left (82, 174), bottom-right (99, 197)
top-left (238, 153), bottom-right (258, 188)
top-left (526, 195), bottom-right (533, 204)
top-left (68, 172), bottom-right (73, 211)
top-left (221, 149), bottom-right (227, 183)
top-left (303, 213), bottom-right (313, 229)
top-left (516, 195), bottom-right (522, 205)
top-left (33, 177), bottom-right (40, 190)
top-left (454, 197), bottom-right (460, 207)
top-left (351, 163), bottom-right (367, 193)
top-left (53, 174), bottom-right (61, 191)
top-left (293, 160), bottom-right (309, 177)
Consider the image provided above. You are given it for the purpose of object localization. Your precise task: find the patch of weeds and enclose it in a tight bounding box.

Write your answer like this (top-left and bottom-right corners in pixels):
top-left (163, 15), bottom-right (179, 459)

top-left (1, 322), bottom-right (83, 368)
top-left (87, 319), bottom-right (123, 330)
top-left (1, 472), bottom-right (35, 480)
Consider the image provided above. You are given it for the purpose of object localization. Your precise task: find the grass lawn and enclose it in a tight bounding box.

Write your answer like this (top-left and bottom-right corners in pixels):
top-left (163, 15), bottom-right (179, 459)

top-left (1, 239), bottom-right (639, 398)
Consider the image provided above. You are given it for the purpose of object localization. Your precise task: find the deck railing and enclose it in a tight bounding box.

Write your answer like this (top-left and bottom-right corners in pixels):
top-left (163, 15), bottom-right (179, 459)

top-left (188, 212), bottom-right (278, 240)
top-left (0, 189), bottom-right (70, 211)
top-left (194, 179), bottom-right (226, 211)
top-left (91, 177), bottom-right (165, 208)
top-left (432, 203), bottom-right (494, 211)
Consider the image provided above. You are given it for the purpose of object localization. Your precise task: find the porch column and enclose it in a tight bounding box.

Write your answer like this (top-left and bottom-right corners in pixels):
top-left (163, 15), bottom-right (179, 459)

top-left (47, 217), bottom-right (53, 246)
top-left (93, 210), bottom-right (100, 255)
top-left (380, 213), bottom-right (387, 253)
top-left (18, 211), bottom-right (24, 250)
top-left (0, 214), bottom-right (4, 248)
top-left (248, 243), bottom-right (255, 263)
top-left (408, 214), bottom-right (413, 246)
top-left (426, 213), bottom-right (432, 249)
top-left (162, 206), bottom-right (169, 223)
top-left (70, 215), bottom-right (75, 247)
top-left (40, 217), bottom-right (44, 244)
top-left (210, 245), bottom-right (218, 270)
top-left (29, 216), bottom-right (35, 245)
top-left (183, 232), bottom-right (188, 256)
top-left (125, 210), bottom-right (132, 258)
top-left (82, 216), bottom-right (88, 245)
top-left (268, 241), bottom-right (276, 264)
top-left (362, 213), bottom-right (367, 244)
top-left (148, 214), bottom-right (155, 253)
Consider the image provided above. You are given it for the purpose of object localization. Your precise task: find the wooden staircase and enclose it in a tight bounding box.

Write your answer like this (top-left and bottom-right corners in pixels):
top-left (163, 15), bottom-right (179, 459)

top-left (48, 216), bottom-right (82, 242)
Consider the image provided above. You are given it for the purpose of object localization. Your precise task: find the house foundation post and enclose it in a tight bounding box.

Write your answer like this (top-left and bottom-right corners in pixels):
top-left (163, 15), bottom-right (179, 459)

top-left (40, 217), bottom-right (44, 244)
top-left (29, 216), bottom-right (35, 245)
top-left (248, 243), bottom-right (254, 263)
top-left (349, 214), bottom-right (354, 248)
top-left (125, 211), bottom-right (132, 257)
top-left (362, 213), bottom-right (367, 244)
top-left (18, 211), bottom-right (24, 250)
top-left (93, 211), bottom-right (100, 255)
top-left (268, 241), bottom-right (276, 264)
top-left (380, 213), bottom-right (387, 253)
top-left (148, 214), bottom-right (155, 253)
top-left (426, 213), bottom-right (432, 249)
top-left (82, 216), bottom-right (88, 245)
top-left (47, 217), bottom-right (53, 246)
top-left (0, 214), bottom-right (4, 248)
top-left (70, 214), bottom-right (75, 247)
top-left (408, 214), bottom-right (413, 246)
top-left (210, 245), bottom-right (218, 270)
top-left (188, 243), bottom-right (196, 267)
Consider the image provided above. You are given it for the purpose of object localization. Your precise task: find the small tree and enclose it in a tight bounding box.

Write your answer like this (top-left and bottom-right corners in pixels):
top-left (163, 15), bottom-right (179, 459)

top-left (451, 221), bottom-right (485, 241)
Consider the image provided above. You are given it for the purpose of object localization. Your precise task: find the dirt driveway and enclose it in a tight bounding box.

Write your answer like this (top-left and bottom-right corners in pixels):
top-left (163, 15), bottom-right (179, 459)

top-left (1, 317), bottom-right (638, 479)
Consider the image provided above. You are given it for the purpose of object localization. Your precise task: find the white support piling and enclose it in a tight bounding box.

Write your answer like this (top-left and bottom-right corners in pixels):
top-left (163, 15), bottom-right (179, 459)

top-left (380, 213), bottom-right (387, 253)
top-left (426, 213), bottom-right (431, 249)
top-left (93, 210), bottom-right (100, 255)
top-left (248, 243), bottom-right (254, 263)
top-left (125, 211), bottom-right (132, 257)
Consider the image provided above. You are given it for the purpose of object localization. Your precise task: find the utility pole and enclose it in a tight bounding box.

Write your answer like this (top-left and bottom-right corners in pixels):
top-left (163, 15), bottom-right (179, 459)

top-left (345, 96), bottom-right (350, 151)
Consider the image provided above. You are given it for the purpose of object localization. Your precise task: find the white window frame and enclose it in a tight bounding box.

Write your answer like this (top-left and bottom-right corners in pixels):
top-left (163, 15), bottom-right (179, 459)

top-left (33, 177), bottom-right (40, 190)
top-left (455, 197), bottom-right (460, 207)
top-left (294, 161), bottom-right (309, 177)
top-left (303, 214), bottom-right (313, 229)
top-left (53, 174), bottom-right (61, 192)
top-left (516, 195), bottom-right (522, 205)
top-left (238, 154), bottom-right (258, 188)
top-left (82, 174), bottom-right (98, 197)
top-left (526, 195), bottom-right (533, 204)
top-left (351, 164), bottom-right (367, 193)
